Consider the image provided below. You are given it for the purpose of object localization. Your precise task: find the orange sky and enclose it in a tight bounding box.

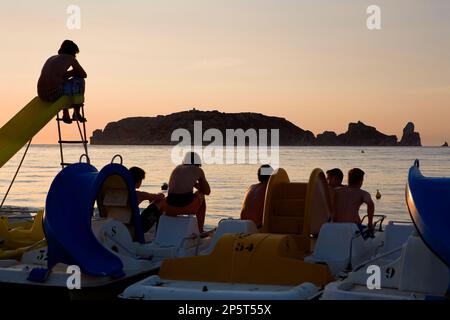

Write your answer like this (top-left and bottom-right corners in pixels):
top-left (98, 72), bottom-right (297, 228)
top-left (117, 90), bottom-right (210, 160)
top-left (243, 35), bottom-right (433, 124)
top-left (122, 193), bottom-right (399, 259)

top-left (1, 0), bottom-right (449, 145)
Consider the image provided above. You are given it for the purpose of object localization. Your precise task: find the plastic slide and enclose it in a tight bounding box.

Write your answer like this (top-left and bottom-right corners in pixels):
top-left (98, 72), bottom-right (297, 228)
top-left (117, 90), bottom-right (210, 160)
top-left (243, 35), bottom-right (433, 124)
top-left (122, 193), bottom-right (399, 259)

top-left (30, 162), bottom-right (144, 281)
top-left (0, 95), bottom-right (83, 168)
top-left (406, 160), bottom-right (450, 267)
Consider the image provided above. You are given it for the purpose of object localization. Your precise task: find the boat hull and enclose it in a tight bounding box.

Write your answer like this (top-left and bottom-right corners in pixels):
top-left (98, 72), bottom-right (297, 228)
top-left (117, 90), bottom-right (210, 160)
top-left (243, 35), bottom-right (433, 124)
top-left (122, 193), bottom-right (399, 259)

top-left (0, 267), bottom-right (159, 301)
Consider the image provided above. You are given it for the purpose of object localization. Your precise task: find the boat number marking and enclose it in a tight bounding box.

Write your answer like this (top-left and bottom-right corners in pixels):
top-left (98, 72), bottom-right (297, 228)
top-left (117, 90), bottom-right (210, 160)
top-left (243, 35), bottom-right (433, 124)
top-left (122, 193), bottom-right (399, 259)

top-left (234, 242), bottom-right (254, 252)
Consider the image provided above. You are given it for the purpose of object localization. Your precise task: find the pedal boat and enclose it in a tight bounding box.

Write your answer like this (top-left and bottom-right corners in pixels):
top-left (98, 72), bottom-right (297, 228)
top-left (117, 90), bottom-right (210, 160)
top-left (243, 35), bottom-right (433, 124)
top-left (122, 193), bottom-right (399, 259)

top-left (322, 160), bottom-right (450, 300)
top-left (120, 168), bottom-right (392, 300)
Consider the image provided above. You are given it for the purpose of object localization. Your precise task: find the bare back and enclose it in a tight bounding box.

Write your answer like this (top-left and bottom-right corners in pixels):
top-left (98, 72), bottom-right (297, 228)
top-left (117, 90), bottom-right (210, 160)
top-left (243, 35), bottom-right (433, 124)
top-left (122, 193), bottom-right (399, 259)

top-left (240, 182), bottom-right (267, 227)
top-left (333, 186), bottom-right (372, 224)
top-left (168, 165), bottom-right (209, 195)
top-left (38, 54), bottom-right (86, 93)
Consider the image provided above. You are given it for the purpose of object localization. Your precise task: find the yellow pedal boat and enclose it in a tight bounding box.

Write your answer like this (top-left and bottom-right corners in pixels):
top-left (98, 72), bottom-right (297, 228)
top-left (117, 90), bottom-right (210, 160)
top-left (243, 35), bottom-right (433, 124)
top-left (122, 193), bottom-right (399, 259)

top-left (0, 210), bottom-right (45, 259)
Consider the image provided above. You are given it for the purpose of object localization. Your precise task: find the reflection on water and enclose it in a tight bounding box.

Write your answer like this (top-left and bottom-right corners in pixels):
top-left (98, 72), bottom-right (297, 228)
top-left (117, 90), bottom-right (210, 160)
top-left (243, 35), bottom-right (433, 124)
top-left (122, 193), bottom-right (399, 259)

top-left (1, 145), bottom-right (449, 229)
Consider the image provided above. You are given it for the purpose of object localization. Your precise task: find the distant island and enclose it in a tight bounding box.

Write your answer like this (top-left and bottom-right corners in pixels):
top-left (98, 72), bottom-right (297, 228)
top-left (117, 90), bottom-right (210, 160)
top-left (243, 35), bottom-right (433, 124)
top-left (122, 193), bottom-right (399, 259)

top-left (90, 109), bottom-right (422, 146)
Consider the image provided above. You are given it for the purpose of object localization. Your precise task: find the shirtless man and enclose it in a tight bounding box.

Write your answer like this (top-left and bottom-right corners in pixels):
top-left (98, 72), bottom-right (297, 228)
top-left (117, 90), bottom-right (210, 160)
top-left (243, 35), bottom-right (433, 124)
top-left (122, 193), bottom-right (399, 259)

top-left (129, 166), bottom-right (165, 204)
top-left (37, 40), bottom-right (87, 123)
top-left (333, 168), bottom-right (374, 231)
top-left (240, 164), bottom-right (274, 228)
top-left (326, 168), bottom-right (345, 221)
top-left (129, 166), bottom-right (165, 232)
top-left (326, 168), bottom-right (344, 189)
top-left (162, 152), bottom-right (211, 232)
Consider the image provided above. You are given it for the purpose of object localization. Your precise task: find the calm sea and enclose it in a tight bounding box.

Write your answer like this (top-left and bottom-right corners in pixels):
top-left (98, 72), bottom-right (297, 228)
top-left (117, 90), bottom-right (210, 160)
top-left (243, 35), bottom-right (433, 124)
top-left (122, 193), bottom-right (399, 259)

top-left (1, 145), bottom-right (449, 230)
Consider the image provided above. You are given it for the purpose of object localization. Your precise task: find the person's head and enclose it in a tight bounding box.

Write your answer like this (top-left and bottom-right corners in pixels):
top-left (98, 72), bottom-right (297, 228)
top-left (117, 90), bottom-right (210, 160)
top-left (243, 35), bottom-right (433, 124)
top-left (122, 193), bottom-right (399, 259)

top-left (348, 168), bottom-right (365, 188)
top-left (129, 166), bottom-right (145, 189)
top-left (182, 152), bottom-right (202, 167)
top-left (58, 40), bottom-right (79, 57)
top-left (258, 164), bottom-right (274, 183)
top-left (326, 168), bottom-right (344, 188)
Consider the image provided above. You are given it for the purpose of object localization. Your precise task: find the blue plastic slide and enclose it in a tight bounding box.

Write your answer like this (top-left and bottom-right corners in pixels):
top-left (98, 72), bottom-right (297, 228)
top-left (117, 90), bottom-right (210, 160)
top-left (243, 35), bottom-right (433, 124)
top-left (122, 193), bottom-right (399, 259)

top-left (31, 162), bottom-right (144, 281)
top-left (406, 160), bottom-right (450, 267)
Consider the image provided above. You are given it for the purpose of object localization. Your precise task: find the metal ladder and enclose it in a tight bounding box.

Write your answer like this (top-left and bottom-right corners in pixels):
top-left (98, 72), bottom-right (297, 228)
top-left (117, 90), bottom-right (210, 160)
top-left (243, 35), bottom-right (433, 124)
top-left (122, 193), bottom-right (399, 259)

top-left (56, 106), bottom-right (89, 168)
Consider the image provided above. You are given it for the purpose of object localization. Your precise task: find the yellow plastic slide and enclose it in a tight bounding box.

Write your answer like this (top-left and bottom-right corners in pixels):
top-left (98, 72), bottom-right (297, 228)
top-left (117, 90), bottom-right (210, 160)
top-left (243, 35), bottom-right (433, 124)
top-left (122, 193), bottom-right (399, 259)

top-left (0, 95), bottom-right (83, 168)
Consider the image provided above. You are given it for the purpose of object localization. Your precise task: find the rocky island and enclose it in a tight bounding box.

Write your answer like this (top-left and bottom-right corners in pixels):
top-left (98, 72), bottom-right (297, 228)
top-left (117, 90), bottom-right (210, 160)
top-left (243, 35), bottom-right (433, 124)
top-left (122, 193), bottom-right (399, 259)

top-left (90, 109), bottom-right (422, 146)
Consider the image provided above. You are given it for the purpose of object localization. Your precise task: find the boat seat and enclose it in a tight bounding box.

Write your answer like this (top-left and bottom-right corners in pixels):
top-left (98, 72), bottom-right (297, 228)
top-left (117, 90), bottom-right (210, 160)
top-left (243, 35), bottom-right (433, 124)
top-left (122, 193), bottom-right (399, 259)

top-left (263, 182), bottom-right (307, 234)
top-left (96, 174), bottom-right (140, 241)
top-left (305, 223), bottom-right (358, 274)
top-left (262, 168), bottom-right (332, 253)
top-left (100, 188), bottom-right (131, 223)
top-left (202, 219), bottom-right (258, 255)
top-left (154, 215), bottom-right (199, 248)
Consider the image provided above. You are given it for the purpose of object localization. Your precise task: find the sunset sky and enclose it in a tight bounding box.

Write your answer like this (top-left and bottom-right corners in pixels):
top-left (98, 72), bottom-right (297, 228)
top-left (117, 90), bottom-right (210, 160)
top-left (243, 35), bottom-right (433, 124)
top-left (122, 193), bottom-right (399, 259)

top-left (0, 0), bottom-right (449, 145)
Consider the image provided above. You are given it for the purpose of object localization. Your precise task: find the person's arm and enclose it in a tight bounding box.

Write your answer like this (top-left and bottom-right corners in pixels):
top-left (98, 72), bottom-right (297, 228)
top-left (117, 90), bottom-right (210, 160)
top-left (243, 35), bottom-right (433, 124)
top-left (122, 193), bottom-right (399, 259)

top-left (363, 191), bottom-right (375, 230)
top-left (195, 169), bottom-right (211, 195)
top-left (66, 59), bottom-right (87, 79)
top-left (136, 191), bottom-right (165, 205)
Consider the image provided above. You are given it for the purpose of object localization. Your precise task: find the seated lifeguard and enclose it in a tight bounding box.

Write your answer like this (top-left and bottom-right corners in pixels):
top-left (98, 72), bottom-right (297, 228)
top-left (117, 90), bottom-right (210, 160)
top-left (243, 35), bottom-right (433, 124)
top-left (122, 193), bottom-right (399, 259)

top-left (161, 152), bottom-right (211, 233)
top-left (332, 168), bottom-right (374, 233)
top-left (239, 164), bottom-right (274, 229)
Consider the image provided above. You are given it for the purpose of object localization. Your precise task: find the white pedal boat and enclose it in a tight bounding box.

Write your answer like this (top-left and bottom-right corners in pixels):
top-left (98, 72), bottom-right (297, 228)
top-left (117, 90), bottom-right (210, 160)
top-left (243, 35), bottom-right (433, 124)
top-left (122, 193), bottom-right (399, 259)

top-left (322, 161), bottom-right (450, 300)
top-left (0, 162), bottom-right (214, 300)
top-left (120, 168), bottom-right (398, 300)
top-left (321, 231), bottom-right (449, 300)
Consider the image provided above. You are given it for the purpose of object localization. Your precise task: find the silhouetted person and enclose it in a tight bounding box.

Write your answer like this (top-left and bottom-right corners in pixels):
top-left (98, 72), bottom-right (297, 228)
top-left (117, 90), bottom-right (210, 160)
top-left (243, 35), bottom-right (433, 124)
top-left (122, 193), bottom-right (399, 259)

top-left (37, 40), bottom-right (87, 123)
top-left (129, 167), bottom-right (165, 204)
top-left (326, 168), bottom-right (344, 189)
top-left (161, 152), bottom-right (211, 233)
top-left (240, 164), bottom-right (274, 228)
top-left (129, 166), bottom-right (165, 233)
top-left (333, 168), bottom-right (374, 232)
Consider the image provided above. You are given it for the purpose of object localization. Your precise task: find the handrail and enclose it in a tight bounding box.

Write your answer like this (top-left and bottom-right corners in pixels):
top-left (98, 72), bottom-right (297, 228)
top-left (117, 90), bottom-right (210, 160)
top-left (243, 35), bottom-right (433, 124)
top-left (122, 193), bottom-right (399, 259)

top-left (79, 153), bottom-right (90, 164)
top-left (352, 244), bottom-right (405, 273)
top-left (111, 154), bottom-right (123, 165)
top-left (361, 214), bottom-right (387, 232)
top-left (178, 233), bottom-right (201, 255)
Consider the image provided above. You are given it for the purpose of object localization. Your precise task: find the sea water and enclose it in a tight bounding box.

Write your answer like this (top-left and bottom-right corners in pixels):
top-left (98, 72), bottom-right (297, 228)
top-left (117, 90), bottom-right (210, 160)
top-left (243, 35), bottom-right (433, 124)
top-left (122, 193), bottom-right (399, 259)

top-left (1, 145), bottom-right (449, 230)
